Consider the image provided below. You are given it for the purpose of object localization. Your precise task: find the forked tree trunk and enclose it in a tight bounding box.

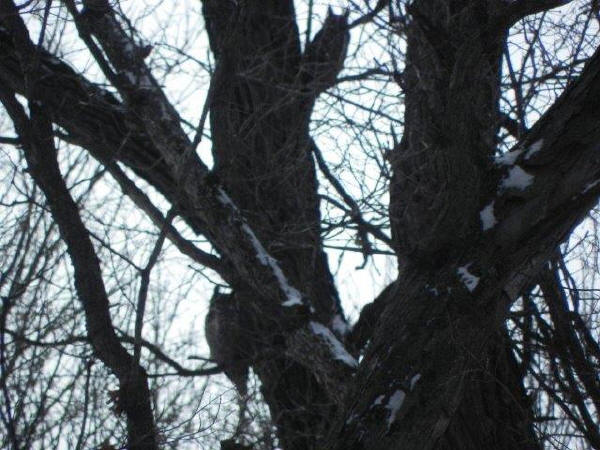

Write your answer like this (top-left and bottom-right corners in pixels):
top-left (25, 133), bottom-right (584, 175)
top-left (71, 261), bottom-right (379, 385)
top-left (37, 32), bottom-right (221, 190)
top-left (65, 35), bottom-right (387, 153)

top-left (326, 0), bottom-right (600, 444)
top-left (4, 0), bottom-right (600, 448)
top-left (199, 1), bottom-right (546, 448)
top-left (202, 1), bottom-right (345, 447)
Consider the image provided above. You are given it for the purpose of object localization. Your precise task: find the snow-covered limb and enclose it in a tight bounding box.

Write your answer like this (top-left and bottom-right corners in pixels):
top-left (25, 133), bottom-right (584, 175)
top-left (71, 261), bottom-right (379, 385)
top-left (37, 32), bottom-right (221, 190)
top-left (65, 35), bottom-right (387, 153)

top-left (332, 313), bottom-right (350, 336)
top-left (495, 148), bottom-right (523, 165)
top-left (369, 373), bottom-right (421, 430)
top-left (287, 322), bottom-right (358, 402)
top-left (524, 139), bottom-right (543, 159)
top-left (216, 188), bottom-right (306, 308)
top-left (582, 180), bottom-right (600, 194)
top-left (410, 373), bottom-right (421, 390)
top-left (309, 321), bottom-right (358, 368)
top-left (242, 223), bottom-right (304, 307)
top-left (386, 390), bottom-right (406, 429)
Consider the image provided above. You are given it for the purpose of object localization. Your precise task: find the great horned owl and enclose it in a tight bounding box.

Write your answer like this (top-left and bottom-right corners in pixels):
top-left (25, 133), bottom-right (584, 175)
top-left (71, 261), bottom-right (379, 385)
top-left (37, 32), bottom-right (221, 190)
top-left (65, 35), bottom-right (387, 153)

top-left (302, 7), bottom-right (350, 94)
top-left (205, 290), bottom-right (249, 396)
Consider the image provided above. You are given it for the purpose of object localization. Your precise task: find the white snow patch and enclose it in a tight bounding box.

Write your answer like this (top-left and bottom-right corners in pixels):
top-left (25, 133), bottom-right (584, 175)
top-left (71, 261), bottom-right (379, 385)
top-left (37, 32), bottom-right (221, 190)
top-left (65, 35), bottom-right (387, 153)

top-left (124, 41), bottom-right (136, 57)
top-left (525, 139), bottom-right (543, 159)
top-left (332, 314), bottom-right (350, 336)
top-left (241, 224), bottom-right (270, 265)
top-left (372, 395), bottom-right (385, 407)
top-left (386, 390), bottom-right (406, 428)
top-left (583, 180), bottom-right (600, 194)
top-left (309, 322), bottom-right (358, 368)
top-left (410, 374), bottom-right (421, 391)
top-left (426, 285), bottom-right (439, 296)
top-left (495, 148), bottom-right (523, 165)
top-left (457, 264), bottom-right (480, 292)
top-left (242, 223), bottom-right (304, 306)
top-left (216, 188), bottom-right (237, 209)
top-left (346, 413), bottom-right (359, 424)
top-left (501, 165), bottom-right (534, 190)
top-left (480, 201), bottom-right (497, 231)
top-left (217, 189), bottom-right (304, 307)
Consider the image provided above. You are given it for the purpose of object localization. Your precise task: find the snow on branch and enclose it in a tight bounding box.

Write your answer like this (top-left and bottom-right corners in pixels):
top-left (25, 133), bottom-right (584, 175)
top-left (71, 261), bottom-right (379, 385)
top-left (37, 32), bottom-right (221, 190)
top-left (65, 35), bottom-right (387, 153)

top-left (500, 165), bottom-right (535, 191)
top-left (457, 264), bottom-right (480, 292)
top-left (309, 321), bottom-right (358, 368)
top-left (287, 322), bottom-right (358, 402)
top-left (216, 189), bottom-right (305, 308)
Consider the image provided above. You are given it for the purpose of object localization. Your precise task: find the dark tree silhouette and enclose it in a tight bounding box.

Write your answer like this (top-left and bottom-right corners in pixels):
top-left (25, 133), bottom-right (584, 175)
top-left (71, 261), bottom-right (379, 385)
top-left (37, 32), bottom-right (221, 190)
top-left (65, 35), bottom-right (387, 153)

top-left (1, 1), bottom-right (600, 449)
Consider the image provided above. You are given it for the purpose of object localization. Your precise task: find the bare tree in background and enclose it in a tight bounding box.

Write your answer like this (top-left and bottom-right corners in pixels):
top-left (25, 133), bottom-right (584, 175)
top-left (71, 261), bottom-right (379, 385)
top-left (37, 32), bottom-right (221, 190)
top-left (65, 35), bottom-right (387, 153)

top-left (1, 0), bottom-right (600, 449)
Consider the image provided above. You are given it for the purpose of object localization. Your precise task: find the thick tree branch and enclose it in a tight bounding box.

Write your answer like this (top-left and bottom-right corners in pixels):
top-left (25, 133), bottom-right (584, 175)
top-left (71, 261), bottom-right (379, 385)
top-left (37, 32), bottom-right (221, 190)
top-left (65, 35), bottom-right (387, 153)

top-left (488, 45), bottom-right (600, 265)
top-left (330, 7), bottom-right (600, 448)
top-left (88, 155), bottom-right (227, 277)
top-left (502, 0), bottom-right (574, 26)
top-left (0, 5), bottom-right (357, 421)
top-left (0, 135), bottom-right (19, 145)
top-left (0, 5), bottom-right (158, 445)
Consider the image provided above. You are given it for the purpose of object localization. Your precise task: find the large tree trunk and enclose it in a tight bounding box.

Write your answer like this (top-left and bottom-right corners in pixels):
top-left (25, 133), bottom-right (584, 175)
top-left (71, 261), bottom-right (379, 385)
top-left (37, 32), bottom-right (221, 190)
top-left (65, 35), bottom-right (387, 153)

top-left (3, 0), bottom-right (600, 448)
top-left (327, 2), bottom-right (542, 448)
top-left (349, 285), bottom-right (541, 450)
top-left (389, 3), bottom-right (538, 448)
top-left (202, 1), bottom-right (347, 447)
top-left (330, 1), bottom-right (600, 450)
top-left (390, 0), bottom-right (504, 266)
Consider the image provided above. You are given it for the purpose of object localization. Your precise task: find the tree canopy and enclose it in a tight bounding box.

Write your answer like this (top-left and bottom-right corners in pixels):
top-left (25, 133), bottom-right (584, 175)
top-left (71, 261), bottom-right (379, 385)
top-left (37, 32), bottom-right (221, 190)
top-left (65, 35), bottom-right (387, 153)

top-left (1, 1), bottom-right (599, 449)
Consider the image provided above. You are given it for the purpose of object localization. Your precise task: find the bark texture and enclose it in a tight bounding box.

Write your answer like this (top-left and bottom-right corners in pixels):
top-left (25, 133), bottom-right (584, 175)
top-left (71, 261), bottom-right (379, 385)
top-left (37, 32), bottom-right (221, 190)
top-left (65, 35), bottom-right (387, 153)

top-left (2, 0), bottom-right (600, 449)
top-left (202, 1), bottom-right (351, 447)
top-left (390, 0), bottom-right (505, 265)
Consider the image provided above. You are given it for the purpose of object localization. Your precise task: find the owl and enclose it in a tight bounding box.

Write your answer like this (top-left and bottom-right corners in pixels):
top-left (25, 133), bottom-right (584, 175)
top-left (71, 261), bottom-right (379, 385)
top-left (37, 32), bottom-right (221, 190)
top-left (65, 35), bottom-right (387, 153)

top-left (205, 290), bottom-right (249, 396)
top-left (302, 7), bottom-right (350, 94)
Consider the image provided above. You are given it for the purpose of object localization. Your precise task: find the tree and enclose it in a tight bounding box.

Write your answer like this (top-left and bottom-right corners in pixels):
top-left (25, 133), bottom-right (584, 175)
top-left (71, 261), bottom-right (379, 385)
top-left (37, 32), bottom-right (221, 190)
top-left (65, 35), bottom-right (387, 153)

top-left (1, 0), bottom-right (599, 449)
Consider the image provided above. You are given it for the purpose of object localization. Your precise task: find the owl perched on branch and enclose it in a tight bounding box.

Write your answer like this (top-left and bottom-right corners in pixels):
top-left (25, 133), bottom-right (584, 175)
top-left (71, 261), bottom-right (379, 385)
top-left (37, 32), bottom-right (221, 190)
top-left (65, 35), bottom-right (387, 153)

top-left (205, 290), bottom-right (250, 397)
top-left (302, 7), bottom-right (350, 94)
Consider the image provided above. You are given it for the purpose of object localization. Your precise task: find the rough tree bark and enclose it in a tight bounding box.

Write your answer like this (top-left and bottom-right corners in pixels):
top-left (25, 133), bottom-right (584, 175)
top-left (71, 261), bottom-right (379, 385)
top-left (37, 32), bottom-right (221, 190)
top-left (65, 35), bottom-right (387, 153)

top-left (202, 1), bottom-right (350, 447)
top-left (2, 0), bottom-right (600, 449)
